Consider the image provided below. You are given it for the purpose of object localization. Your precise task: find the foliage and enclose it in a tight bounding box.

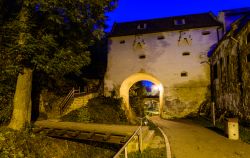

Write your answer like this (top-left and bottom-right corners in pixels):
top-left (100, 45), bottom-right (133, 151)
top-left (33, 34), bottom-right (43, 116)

top-left (0, 65), bottom-right (16, 125)
top-left (0, 0), bottom-right (117, 127)
top-left (61, 96), bottom-right (129, 124)
top-left (0, 126), bottom-right (117, 157)
top-left (129, 82), bottom-right (147, 117)
top-left (1, 0), bottom-right (117, 78)
top-left (120, 148), bottom-right (166, 158)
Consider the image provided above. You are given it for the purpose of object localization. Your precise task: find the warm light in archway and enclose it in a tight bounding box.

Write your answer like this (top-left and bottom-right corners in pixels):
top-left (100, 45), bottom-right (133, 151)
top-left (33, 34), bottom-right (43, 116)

top-left (151, 84), bottom-right (160, 95)
top-left (157, 84), bottom-right (163, 92)
top-left (119, 72), bottom-right (164, 119)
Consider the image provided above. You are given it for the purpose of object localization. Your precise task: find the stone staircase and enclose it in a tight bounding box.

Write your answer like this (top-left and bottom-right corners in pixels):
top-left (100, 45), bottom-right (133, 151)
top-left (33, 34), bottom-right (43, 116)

top-left (63, 93), bottom-right (97, 115)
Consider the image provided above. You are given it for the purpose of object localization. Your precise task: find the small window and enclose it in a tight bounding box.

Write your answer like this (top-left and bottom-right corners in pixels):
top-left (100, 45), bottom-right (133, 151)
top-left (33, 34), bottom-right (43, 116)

top-left (247, 33), bottom-right (250, 44)
top-left (182, 52), bottom-right (190, 56)
top-left (247, 54), bottom-right (250, 62)
top-left (137, 23), bottom-right (147, 29)
top-left (213, 63), bottom-right (218, 79)
top-left (157, 35), bottom-right (165, 40)
top-left (202, 31), bottom-right (211, 35)
top-left (120, 40), bottom-right (125, 44)
top-left (174, 19), bottom-right (185, 25)
top-left (139, 55), bottom-right (146, 59)
top-left (181, 72), bottom-right (188, 77)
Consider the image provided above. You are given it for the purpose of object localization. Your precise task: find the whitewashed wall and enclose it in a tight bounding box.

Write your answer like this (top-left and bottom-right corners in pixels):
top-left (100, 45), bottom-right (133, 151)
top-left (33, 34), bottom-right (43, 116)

top-left (105, 26), bottom-right (220, 117)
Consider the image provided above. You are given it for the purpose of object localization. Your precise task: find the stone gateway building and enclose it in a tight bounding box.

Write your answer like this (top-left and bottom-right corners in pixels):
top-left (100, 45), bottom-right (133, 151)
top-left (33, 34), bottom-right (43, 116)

top-left (104, 13), bottom-right (223, 118)
top-left (104, 8), bottom-right (250, 119)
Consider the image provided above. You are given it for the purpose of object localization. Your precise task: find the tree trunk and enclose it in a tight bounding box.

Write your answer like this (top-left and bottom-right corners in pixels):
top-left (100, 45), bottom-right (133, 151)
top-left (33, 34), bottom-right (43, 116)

top-left (8, 67), bottom-right (33, 130)
top-left (8, 4), bottom-right (33, 130)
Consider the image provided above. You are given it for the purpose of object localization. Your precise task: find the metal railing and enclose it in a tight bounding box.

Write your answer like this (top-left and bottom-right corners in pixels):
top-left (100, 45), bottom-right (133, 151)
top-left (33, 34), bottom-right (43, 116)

top-left (114, 117), bottom-right (148, 158)
top-left (59, 87), bottom-right (81, 114)
top-left (113, 126), bottom-right (143, 158)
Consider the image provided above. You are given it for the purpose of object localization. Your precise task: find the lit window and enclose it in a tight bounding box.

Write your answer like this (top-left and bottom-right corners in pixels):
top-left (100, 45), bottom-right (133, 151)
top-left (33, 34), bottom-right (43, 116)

top-left (120, 40), bottom-right (125, 44)
top-left (139, 55), bottom-right (146, 59)
top-left (182, 52), bottom-right (190, 56)
top-left (181, 71), bottom-right (188, 77)
top-left (137, 23), bottom-right (147, 29)
top-left (174, 19), bottom-right (185, 25)
top-left (157, 35), bottom-right (165, 40)
top-left (202, 31), bottom-right (211, 35)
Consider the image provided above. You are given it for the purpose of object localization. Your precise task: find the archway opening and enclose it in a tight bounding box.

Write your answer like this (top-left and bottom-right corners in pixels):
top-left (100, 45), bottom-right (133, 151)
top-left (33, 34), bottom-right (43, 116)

top-left (129, 81), bottom-right (160, 117)
top-left (119, 72), bottom-right (164, 119)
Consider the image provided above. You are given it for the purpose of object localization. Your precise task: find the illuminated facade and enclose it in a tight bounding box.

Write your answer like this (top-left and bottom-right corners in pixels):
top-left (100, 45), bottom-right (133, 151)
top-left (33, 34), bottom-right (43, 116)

top-left (104, 12), bottom-right (224, 118)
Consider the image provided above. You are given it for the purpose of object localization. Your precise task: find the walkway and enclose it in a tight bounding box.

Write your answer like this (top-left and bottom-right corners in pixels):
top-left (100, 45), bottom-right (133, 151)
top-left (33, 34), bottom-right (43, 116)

top-left (150, 116), bottom-right (250, 158)
top-left (33, 120), bottom-right (140, 144)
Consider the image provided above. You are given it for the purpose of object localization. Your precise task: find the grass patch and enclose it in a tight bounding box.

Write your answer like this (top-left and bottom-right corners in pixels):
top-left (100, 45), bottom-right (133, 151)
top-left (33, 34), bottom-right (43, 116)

top-left (0, 126), bottom-right (117, 157)
top-left (119, 148), bottom-right (166, 158)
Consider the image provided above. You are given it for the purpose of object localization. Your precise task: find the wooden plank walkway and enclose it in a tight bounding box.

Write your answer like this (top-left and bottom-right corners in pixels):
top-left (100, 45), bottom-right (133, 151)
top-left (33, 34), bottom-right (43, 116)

top-left (33, 120), bottom-right (140, 144)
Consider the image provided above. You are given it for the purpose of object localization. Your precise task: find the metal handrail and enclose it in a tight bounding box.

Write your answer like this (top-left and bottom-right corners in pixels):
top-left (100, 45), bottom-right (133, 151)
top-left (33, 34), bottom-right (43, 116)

top-left (59, 87), bottom-right (77, 114)
top-left (113, 126), bottom-right (142, 158)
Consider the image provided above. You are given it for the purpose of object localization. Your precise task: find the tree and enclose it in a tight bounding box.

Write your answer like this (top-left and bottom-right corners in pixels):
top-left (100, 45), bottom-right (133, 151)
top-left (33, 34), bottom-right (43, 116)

top-left (129, 82), bottom-right (147, 117)
top-left (1, 0), bottom-right (117, 130)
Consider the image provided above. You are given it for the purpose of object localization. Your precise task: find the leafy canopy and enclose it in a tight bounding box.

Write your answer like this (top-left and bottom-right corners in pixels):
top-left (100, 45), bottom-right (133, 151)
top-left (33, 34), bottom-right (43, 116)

top-left (2, 0), bottom-right (117, 78)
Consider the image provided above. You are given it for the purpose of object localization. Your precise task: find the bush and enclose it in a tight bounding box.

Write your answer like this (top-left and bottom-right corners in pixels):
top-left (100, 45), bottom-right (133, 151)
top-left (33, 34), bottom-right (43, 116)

top-left (129, 96), bottom-right (144, 117)
top-left (0, 103), bottom-right (12, 125)
top-left (0, 94), bottom-right (14, 125)
top-left (61, 96), bottom-right (128, 124)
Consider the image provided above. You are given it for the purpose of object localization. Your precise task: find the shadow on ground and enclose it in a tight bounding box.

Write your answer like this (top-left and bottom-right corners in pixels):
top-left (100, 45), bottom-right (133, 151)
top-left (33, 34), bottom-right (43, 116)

top-left (205, 126), bottom-right (225, 137)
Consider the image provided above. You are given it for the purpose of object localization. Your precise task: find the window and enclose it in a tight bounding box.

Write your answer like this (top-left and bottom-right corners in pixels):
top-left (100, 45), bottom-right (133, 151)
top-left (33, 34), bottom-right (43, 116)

top-left (220, 58), bottom-right (223, 81)
top-left (247, 54), bottom-right (250, 62)
top-left (226, 55), bottom-right (230, 81)
top-left (182, 52), bottom-right (190, 56)
top-left (213, 63), bottom-right (218, 79)
top-left (181, 71), bottom-right (188, 77)
top-left (247, 33), bottom-right (250, 44)
top-left (137, 23), bottom-right (147, 29)
top-left (120, 40), bottom-right (125, 44)
top-left (157, 35), bottom-right (165, 40)
top-left (202, 31), bottom-right (211, 35)
top-left (174, 19), bottom-right (185, 25)
top-left (139, 55), bottom-right (146, 59)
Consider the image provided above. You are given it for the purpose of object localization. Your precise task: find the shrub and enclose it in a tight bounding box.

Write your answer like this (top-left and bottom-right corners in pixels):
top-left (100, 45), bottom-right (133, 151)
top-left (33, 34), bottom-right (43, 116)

top-left (61, 96), bottom-right (128, 124)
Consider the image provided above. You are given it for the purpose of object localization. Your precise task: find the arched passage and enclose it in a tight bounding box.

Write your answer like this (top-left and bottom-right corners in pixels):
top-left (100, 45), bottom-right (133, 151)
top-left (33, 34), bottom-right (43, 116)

top-left (120, 72), bottom-right (164, 119)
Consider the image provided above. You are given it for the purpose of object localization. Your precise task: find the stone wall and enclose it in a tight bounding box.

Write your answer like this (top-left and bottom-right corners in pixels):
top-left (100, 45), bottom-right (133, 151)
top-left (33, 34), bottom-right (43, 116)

top-left (211, 22), bottom-right (250, 120)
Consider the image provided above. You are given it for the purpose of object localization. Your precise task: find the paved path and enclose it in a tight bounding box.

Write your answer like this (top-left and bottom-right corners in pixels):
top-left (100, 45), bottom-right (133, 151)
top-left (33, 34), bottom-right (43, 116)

top-left (34, 120), bottom-right (139, 136)
top-left (150, 116), bottom-right (250, 158)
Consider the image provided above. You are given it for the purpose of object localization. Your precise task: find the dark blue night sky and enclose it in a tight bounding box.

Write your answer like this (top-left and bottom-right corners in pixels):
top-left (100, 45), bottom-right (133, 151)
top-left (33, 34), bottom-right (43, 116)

top-left (106, 0), bottom-right (250, 31)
